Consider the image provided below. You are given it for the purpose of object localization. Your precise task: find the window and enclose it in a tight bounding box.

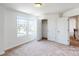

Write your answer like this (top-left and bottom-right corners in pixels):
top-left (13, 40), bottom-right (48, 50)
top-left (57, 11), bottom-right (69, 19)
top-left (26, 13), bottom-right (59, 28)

top-left (28, 21), bottom-right (34, 35)
top-left (28, 20), bottom-right (37, 40)
top-left (17, 16), bottom-right (27, 37)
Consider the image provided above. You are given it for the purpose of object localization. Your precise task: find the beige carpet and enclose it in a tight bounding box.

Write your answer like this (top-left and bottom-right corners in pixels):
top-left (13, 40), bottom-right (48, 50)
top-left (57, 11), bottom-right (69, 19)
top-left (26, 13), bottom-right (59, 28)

top-left (3, 40), bottom-right (79, 56)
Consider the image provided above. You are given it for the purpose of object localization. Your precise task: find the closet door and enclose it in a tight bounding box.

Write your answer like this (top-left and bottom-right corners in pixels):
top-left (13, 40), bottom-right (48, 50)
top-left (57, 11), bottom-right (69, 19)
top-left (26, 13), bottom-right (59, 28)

top-left (48, 18), bottom-right (57, 41)
top-left (56, 17), bottom-right (69, 45)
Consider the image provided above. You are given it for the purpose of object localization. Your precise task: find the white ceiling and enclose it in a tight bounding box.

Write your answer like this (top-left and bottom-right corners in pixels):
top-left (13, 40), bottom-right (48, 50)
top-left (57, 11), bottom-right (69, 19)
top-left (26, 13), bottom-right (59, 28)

top-left (1, 3), bottom-right (79, 16)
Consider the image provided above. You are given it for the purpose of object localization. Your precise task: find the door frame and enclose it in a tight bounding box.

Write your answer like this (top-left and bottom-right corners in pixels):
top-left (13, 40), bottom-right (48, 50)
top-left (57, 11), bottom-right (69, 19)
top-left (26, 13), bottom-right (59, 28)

top-left (68, 16), bottom-right (78, 45)
top-left (41, 19), bottom-right (48, 40)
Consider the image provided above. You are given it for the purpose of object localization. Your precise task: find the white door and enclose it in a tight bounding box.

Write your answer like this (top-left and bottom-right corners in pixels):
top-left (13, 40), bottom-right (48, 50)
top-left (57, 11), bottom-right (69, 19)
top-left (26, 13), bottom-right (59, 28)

top-left (56, 17), bottom-right (69, 45)
top-left (48, 18), bottom-right (57, 41)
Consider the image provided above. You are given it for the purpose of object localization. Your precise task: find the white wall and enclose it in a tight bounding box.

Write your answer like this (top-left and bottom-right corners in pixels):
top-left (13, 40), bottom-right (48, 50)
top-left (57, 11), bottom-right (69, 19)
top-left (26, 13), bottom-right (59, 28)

top-left (63, 8), bottom-right (79, 17)
top-left (45, 14), bottom-right (59, 41)
top-left (44, 14), bottom-right (69, 45)
top-left (4, 8), bottom-right (17, 50)
top-left (3, 7), bottom-right (37, 50)
top-left (0, 7), bottom-right (5, 55)
top-left (0, 5), bottom-right (38, 55)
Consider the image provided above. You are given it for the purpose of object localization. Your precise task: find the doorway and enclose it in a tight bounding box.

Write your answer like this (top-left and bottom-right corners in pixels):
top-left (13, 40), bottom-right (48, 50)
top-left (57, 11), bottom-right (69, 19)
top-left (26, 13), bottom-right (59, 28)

top-left (68, 16), bottom-right (77, 39)
top-left (68, 16), bottom-right (79, 46)
top-left (42, 19), bottom-right (48, 40)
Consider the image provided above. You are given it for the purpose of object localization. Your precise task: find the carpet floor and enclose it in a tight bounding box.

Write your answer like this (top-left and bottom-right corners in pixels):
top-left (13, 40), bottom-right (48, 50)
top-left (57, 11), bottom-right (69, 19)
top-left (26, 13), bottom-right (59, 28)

top-left (3, 40), bottom-right (79, 56)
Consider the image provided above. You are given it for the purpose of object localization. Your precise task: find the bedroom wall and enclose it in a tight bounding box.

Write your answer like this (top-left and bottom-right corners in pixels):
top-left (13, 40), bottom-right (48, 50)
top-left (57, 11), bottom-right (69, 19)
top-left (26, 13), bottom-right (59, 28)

top-left (0, 5), bottom-right (38, 55)
top-left (0, 6), bottom-right (5, 55)
top-left (44, 13), bottom-right (69, 45)
top-left (4, 7), bottom-right (37, 50)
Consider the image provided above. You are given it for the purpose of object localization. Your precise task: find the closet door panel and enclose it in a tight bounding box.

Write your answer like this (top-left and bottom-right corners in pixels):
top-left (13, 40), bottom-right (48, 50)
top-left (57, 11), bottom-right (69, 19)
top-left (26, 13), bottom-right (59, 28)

top-left (48, 19), bottom-right (56, 41)
top-left (56, 17), bottom-right (69, 45)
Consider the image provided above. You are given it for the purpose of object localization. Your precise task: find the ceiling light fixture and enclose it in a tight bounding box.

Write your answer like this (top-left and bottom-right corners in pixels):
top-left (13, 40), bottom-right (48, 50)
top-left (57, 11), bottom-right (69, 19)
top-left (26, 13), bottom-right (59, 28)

top-left (34, 3), bottom-right (42, 7)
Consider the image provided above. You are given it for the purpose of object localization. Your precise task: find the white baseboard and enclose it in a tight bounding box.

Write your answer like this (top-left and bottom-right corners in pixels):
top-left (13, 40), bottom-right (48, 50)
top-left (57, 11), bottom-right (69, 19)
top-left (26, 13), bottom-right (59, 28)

top-left (0, 51), bottom-right (5, 55)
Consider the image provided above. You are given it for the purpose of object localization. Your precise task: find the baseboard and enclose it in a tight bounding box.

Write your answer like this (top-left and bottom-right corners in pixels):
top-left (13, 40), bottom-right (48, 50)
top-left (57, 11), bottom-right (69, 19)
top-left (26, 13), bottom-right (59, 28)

top-left (5, 39), bottom-right (35, 52)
